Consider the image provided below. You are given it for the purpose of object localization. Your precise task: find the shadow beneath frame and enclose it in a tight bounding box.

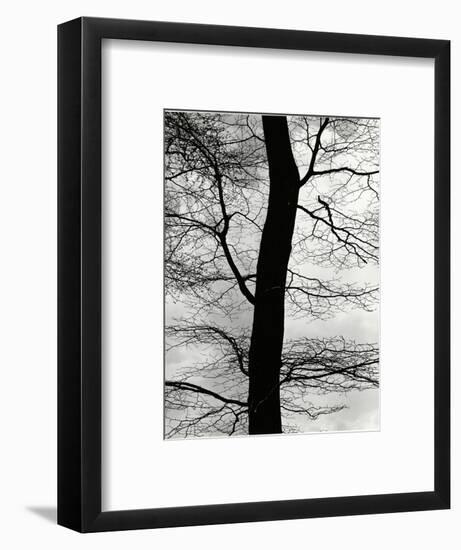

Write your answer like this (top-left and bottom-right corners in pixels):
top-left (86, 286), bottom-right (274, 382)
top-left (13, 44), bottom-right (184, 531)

top-left (26, 506), bottom-right (57, 524)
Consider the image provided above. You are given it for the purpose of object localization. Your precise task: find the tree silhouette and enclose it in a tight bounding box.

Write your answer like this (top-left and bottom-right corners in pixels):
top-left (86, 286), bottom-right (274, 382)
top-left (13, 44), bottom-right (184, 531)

top-left (164, 110), bottom-right (379, 438)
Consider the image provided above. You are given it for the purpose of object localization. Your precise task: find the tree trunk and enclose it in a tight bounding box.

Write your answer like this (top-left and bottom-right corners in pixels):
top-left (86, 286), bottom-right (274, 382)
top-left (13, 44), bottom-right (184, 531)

top-left (248, 116), bottom-right (300, 434)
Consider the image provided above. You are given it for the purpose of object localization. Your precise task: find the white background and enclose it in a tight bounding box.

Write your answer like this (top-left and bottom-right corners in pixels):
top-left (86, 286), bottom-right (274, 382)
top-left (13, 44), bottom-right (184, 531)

top-left (0, 1), bottom-right (458, 549)
top-left (103, 40), bottom-right (433, 510)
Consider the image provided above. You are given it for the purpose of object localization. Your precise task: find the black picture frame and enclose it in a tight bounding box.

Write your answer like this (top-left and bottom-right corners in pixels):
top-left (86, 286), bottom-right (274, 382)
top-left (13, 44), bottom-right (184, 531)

top-left (58, 16), bottom-right (450, 532)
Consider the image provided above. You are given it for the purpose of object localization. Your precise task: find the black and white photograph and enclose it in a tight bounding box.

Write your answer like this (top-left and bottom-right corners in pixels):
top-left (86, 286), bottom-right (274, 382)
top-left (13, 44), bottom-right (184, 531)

top-left (164, 110), bottom-right (380, 439)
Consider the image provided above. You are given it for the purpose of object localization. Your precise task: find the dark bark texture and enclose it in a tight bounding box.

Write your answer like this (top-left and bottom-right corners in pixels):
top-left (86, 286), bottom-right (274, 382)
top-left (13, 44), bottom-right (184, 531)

top-left (248, 116), bottom-right (300, 434)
